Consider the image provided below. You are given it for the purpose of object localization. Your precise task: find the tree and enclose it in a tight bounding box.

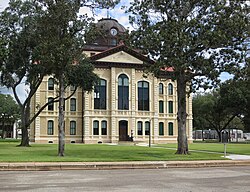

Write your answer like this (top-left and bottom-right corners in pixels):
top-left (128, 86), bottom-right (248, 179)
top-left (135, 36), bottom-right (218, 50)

top-left (34, 0), bottom-right (119, 156)
top-left (192, 83), bottom-right (246, 142)
top-left (128, 0), bottom-right (249, 154)
top-left (0, 94), bottom-right (20, 138)
top-left (0, 0), bottom-right (50, 146)
top-left (0, 0), bottom-right (107, 150)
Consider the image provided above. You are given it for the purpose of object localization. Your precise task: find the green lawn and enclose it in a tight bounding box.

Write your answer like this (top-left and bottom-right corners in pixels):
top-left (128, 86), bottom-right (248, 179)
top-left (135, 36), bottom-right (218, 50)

top-left (0, 141), bottom-right (225, 162)
top-left (157, 143), bottom-right (250, 155)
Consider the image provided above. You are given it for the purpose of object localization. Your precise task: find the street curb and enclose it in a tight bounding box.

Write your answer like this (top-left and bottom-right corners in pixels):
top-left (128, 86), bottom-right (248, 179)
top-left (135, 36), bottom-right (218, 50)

top-left (1, 160), bottom-right (250, 171)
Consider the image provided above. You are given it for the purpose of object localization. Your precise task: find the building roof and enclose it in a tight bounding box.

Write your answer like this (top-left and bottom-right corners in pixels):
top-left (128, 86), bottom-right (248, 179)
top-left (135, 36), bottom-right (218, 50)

top-left (90, 42), bottom-right (155, 66)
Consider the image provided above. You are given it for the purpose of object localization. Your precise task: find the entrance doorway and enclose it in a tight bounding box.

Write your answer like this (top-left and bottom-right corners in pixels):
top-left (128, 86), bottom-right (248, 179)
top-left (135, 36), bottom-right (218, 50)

top-left (119, 120), bottom-right (128, 141)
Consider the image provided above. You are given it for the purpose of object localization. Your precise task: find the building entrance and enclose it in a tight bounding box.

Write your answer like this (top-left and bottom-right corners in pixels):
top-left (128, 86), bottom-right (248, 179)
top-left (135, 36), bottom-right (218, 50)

top-left (119, 120), bottom-right (128, 141)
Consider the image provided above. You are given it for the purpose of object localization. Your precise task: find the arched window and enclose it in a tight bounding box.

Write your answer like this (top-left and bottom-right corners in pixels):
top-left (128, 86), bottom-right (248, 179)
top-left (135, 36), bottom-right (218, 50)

top-left (101, 120), bottom-right (107, 135)
top-left (94, 79), bottom-right (106, 109)
top-left (159, 122), bottom-right (164, 136)
top-left (48, 97), bottom-right (54, 111)
top-left (168, 83), bottom-right (173, 95)
top-left (159, 83), bottom-right (163, 94)
top-left (93, 120), bottom-right (99, 135)
top-left (70, 98), bottom-right (76, 111)
top-left (159, 101), bottom-right (164, 113)
top-left (138, 81), bottom-right (149, 111)
top-left (118, 74), bottom-right (129, 110)
top-left (137, 121), bottom-right (143, 135)
top-left (70, 121), bottom-right (76, 135)
top-left (48, 78), bottom-right (54, 90)
top-left (47, 120), bottom-right (54, 135)
top-left (168, 122), bottom-right (174, 136)
top-left (168, 101), bottom-right (173, 113)
top-left (145, 121), bottom-right (150, 135)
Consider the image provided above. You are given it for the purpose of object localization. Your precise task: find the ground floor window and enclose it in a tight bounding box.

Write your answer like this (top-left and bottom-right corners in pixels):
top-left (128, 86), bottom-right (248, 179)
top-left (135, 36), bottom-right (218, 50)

top-left (101, 120), bottom-right (107, 135)
top-left (145, 121), bottom-right (150, 135)
top-left (137, 121), bottom-right (143, 135)
top-left (70, 121), bottom-right (76, 135)
top-left (93, 120), bottom-right (99, 135)
top-left (168, 122), bottom-right (173, 136)
top-left (159, 122), bottom-right (164, 136)
top-left (47, 120), bottom-right (54, 135)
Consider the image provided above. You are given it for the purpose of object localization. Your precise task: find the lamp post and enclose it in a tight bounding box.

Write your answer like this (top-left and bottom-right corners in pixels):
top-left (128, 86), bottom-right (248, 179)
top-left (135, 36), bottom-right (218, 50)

top-left (148, 118), bottom-right (152, 148)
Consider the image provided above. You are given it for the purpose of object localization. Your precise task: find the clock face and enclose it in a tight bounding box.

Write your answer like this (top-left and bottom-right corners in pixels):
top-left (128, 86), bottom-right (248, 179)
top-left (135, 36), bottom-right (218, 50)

top-left (110, 28), bottom-right (118, 36)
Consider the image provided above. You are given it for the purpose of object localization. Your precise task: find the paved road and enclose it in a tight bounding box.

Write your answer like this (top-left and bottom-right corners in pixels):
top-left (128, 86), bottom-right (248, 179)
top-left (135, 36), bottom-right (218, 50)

top-left (1, 166), bottom-right (250, 192)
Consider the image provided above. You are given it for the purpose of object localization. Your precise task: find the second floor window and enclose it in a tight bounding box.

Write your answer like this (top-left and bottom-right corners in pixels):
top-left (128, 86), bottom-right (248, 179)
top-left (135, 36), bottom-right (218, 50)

top-left (138, 81), bottom-right (149, 111)
top-left (48, 78), bottom-right (54, 90)
top-left (94, 79), bottom-right (106, 109)
top-left (70, 98), bottom-right (76, 111)
top-left (168, 83), bottom-right (173, 95)
top-left (159, 101), bottom-right (164, 113)
top-left (118, 74), bottom-right (129, 110)
top-left (159, 83), bottom-right (163, 94)
top-left (48, 97), bottom-right (54, 111)
top-left (168, 101), bottom-right (173, 113)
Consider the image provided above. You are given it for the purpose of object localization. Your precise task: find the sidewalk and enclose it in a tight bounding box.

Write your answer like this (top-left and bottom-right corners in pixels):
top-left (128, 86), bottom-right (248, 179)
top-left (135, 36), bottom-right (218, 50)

top-left (1, 159), bottom-right (250, 171)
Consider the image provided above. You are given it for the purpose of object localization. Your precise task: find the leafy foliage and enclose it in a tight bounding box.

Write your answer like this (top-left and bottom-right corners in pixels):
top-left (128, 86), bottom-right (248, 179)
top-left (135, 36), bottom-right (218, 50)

top-left (193, 79), bottom-right (248, 141)
top-left (128, 0), bottom-right (250, 154)
top-left (0, 94), bottom-right (20, 138)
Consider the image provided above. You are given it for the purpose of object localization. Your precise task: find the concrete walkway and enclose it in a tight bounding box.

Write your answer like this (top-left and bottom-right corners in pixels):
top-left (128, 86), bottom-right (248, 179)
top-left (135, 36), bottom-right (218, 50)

top-left (227, 154), bottom-right (250, 160)
top-left (1, 159), bottom-right (250, 171)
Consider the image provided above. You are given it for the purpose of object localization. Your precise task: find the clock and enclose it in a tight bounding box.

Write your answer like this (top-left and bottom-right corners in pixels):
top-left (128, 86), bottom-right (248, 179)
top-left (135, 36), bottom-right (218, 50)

top-left (110, 28), bottom-right (118, 36)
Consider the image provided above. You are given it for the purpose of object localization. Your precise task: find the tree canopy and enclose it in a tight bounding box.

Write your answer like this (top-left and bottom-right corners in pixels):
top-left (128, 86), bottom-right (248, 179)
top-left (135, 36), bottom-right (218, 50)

top-left (0, 93), bottom-right (20, 138)
top-left (0, 0), bottom-right (119, 151)
top-left (128, 0), bottom-right (250, 154)
top-left (193, 79), bottom-right (248, 141)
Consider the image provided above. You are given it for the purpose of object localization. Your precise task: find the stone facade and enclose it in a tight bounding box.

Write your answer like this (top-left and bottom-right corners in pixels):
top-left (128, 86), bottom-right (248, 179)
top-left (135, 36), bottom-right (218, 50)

top-left (30, 18), bottom-right (193, 144)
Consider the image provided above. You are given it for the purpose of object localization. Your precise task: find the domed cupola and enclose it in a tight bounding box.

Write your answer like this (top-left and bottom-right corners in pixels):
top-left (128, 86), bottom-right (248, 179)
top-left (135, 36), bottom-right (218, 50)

top-left (91, 18), bottom-right (126, 47)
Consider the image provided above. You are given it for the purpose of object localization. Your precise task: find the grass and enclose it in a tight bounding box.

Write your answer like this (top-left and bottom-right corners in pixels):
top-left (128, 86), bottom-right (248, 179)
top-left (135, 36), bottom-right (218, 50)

top-left (0, 141), bottom-right (225, 162)
top-left (157, 143), bottom-right (250, 155)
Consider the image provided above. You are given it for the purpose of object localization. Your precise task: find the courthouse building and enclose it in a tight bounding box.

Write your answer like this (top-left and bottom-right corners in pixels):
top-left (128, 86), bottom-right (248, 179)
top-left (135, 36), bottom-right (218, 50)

top-left (30, 18), bottom-right (193, 144)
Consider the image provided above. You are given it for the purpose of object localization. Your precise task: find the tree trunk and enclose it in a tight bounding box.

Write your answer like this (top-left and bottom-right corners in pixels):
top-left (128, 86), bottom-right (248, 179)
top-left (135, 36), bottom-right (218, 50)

top-left (1, 117), bottom-right (5, 139)
top-left (19, 125), bottom-right (30, 147)
top-left (176, 74), bottom-right (189, 155)
top-left (58, 75), bottom-right (65, 156)
top-left (18, 108), bottom-right (30, 147)
top-left (216, 129), bottom-right (222, 142)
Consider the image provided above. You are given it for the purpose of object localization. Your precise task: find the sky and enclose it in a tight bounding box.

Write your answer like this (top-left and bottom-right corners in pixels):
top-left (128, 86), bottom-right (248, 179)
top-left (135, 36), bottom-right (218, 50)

top-left (0, 0), bottom-right (234, 101)
top-left (0, 0), bottom-right (132, 101)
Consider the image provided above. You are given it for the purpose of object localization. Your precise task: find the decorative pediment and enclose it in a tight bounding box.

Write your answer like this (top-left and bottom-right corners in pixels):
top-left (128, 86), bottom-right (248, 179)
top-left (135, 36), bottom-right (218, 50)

top-left (96, 51), bottom-right (143, 64)
top-left (90, 43), bottom-right (154, 66)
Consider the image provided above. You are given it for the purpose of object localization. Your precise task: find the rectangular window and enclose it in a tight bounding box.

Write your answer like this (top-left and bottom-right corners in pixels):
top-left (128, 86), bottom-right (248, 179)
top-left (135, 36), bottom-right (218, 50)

top-left (48, 78), bottom-right (54, 90)
top-left (70, 121), bottom-right (76, 135)
top-left (168, 101), bottom-right (173, 113)
top-left (94, 79), bottom-right (106, 109)
top-left (48, 98), bottom-right (54, 111)
top-left (101, 121), bottom-right (107, 135)
top-left (159, 122), bottom-right (164, 136)
top-left (70, 98), bottom-right (76, 111)
top-left (138, 81), bottom-right (149, 111)
top-left (47, 120), bottom-right (54, 135)
top-left (168, 122), bottom-right (174, 136)
top-left (145, 121), bottom-right (150, 135)
top-left (93, 121), bottom-right (99, 135)
top-left (137, 121), bottom-right (143, 135)
top-left (159, 101), bottom-right (164, 113)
